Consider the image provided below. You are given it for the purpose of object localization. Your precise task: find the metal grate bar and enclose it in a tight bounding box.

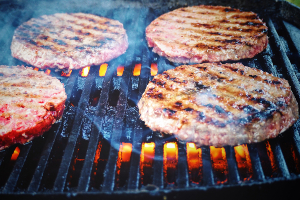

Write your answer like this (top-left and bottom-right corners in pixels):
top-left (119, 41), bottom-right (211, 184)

top-left (27, 73), bottom-right (77, 193)
top-left (100, 142), bottom-right (119, 192)
top-left (282, 21), bottom-right (300, 56)
top-left (268, 18), bottom-right (300, 99)
top-left (224, 146), bottom-right (240, 184)
top-left (177, 142), bottom-right (188, 188)
top-left (201, 146), bottom-right (214, 186)
top-left (248, 144), bottom-right (265, 181)
top-left (101, 67), bottom-right (131, 192)
top-left (262, 54), bottom-right (280, 77)
top-left (292, 121), bottom-right (300, 157)
top-left (53, 69), bottom-right (97, 192)
top-left (127, 46), bottom-right (150, 190)
top-left (2, 143), bottom-right (32, 193)
top-left (77, 76), bottom-right (111, 192)
top-left (269, 140), bottom-right (291, 178)
top-left (152, 135), bottom-right (164, 189)
top-left (127, 124), bottom-right (143, 190)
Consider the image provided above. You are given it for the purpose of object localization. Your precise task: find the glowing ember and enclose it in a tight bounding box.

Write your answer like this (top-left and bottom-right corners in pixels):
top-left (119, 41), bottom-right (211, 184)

top-left (265, 141), bottom-right (278, 175)
top-left (119, 143), bottom-right (132, 163)
top-left (210, 146), bottom-right (228, 184)
top-left (140, 142), bottom-right (155, 186)
top-left (141, 142), bottom-right (155, 164)
top-left (99, 63), bottom-right (108, 77)
top-left (151, 63), bottom-right (158, 76)
top-left (163, 142), bottom-right (178, 184)
top-left (234, 144), bottom-right (253, 181)
top-left (93, 141), bottom-right (103, 175)
top-left (186, 143), bottom-right (202, 183)
top-left (11, 146), bottom-right (20, 161)
top-left (61, 70), bottom-right (72, 77)
top-left (115, 143), bottom-right (133, 188)
top-left (133, 63), bottom-right (141, 76)
top-left (33, 67), bottom-right (39, 71)
top-left (80, 66), bottom-right (90, 77)
top-left (45, 69), bottom-right (51, 75)
top-left (117, 66), bottom-right (124, 76)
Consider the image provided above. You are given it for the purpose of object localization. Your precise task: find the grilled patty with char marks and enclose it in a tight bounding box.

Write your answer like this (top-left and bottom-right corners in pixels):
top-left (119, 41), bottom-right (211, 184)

top-left (146, 5), bottom-right (268, 64)
top-left (0, 65), bottom-right (67, 150)
top-left (138, 63), bottom-right (298, 147)
top-left (11, 13), bottom-right (128, 71)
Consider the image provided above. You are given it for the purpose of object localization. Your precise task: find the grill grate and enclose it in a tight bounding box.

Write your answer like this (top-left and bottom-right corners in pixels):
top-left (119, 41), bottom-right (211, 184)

top-left (1, 0), bottom-right (300, 199)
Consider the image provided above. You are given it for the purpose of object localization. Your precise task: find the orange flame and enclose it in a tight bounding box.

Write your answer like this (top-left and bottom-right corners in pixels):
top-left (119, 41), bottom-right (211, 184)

top-left (80, 66), bottom-right (90, 77)
top-left (133, 64), bottom-right (141, 76)
top-left (99, 63), bottom-right (108, 77)
top-left (210, 146), bottom-right (228, 184)
top-left (61, 70), bottom-right (72, 77)
top-left (11, 146), bottom-right (20, 161)
top-left (45, 69), bottom-right (51, 75)
top-left (117, 66), bottom-right (124, 76)
top-left (234, 144), bottom-right (253, 181)
top-left (163, 142), bottom-right (178, 184)
top-left (186, 143), bottom-right (202, 183)
top-left (34, 67), bottom-right (39, 71)
top-left (151, 63), bottom-right (158, 76)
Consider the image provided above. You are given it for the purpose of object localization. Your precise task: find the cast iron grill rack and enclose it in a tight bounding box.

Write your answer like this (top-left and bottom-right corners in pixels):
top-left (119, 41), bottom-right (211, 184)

top-left (0, 0), bottom-right (300, 199)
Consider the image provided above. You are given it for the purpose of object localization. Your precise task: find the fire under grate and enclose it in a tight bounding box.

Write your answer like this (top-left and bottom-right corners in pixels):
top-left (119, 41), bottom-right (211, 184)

top-left (0, 0), bottom-right (300, 199)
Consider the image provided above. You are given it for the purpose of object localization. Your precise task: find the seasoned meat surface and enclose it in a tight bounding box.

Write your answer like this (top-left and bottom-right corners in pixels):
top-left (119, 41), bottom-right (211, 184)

top-left (138, 63), bottom-right (298, 147)
top-left (146, 5), bottom-right (268, 64)
top-left (0, 65), bottom-right (67, 150)
top-left (11, 13), bottom-right (128, 71)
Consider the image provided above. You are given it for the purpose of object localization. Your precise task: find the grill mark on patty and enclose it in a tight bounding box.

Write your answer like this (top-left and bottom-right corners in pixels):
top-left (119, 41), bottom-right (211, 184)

top-left (14, 14), bottom-right (123, 53)
top-left (230, 14), bottom-right (260, 20)
top-left (150, 21), bottom-right (266, 50)
top-left (154, 17), bottom-right (265, 35)
top-left (168, 64), bottom-right (285, 114)
top-left (222, 64), bottom-right (283, 87)
top-left (154, 10), bottom-right (266, 41)
top-left (69, 14), bottom-right (123, 34)
top-left (178, 6), bottom-right (259, 19)
top-left (162, 71), bottom-right (188, 84)
top-left (184, 101), bottom-right (279, 127)
top-left (169, 8), bottom-right (260, 22)
top-left (53, 15), bottom-right (121, 38)
top-left (138, 62), bottom-right (296, 147)
top-left (71, 13), bottom-right (123, 28)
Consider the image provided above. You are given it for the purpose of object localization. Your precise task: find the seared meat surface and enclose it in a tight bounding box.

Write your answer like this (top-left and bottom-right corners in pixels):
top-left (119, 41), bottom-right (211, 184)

top-left (146, 5), bottom-right (268, 64)
top-left (138, 63), bottom-right (298, 147)
top-left (11, 13), bottom-right (128, 71)
top-left (0, 65), bottom-right (67, 150)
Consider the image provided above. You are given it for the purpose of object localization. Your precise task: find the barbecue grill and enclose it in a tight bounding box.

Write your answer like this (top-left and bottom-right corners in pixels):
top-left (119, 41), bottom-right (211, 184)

top-left (1, 0), bottom-right (300, 199)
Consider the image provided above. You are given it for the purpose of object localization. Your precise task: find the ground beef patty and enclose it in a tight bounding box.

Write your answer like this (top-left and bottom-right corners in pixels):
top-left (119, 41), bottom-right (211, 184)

top-left (11, 13), bottom-right (128, 71)
top-left (138, 63), bottom-right (298, 147)
top-left (0, 65), bottom-right (67, 150)
top-left (146, 5), bottom-right (268, 64)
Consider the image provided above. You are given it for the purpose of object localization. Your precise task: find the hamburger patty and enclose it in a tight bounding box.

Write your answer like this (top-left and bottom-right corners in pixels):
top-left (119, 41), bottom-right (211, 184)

top-left (0, 65), bottom-right (67, 150)
top-left (146, 5), bottom-right (268, 64)
top-left (11, 13), bottom-right (128, 71)
top-left (138, 63), bottom-right (299, 147)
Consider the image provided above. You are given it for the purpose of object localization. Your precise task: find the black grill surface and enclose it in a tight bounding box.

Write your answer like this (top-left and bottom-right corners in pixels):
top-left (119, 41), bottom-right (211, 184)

top-left (0, 0), bottom-right (300, 199)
